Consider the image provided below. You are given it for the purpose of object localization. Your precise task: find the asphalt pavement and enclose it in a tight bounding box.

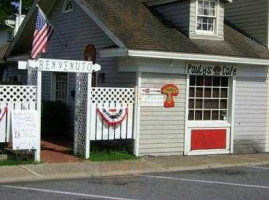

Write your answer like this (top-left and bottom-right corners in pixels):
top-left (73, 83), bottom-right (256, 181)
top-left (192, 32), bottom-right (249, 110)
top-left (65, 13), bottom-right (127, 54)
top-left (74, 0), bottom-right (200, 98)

top-left (1, 164), bottom-right (269, 200)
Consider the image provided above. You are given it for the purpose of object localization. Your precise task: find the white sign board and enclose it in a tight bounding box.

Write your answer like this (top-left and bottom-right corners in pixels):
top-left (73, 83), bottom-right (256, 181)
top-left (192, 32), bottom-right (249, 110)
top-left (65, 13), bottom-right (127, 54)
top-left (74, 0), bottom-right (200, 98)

top-left (140, 95), bottom-right (164, 107)
top-left (12, 110), bottom-right (39, 150)
top-left (26, 58), bottom-right (101, 73)
top-left (0, 106), bottom-right (8, 143)
top-left (141, 88), bottom-right (161, 95)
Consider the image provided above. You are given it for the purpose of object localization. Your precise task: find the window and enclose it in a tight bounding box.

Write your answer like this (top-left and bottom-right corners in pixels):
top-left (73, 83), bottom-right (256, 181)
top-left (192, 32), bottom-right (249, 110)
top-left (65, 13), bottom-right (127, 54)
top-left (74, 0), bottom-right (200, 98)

top-left (196, 0), bottom-right (218, 33)
top-left (62, 0), bottom-right (74, 14)
top-left (188, 76), bottom-right (229, 121)
top-left (55, 73), bottom-right (68, 103)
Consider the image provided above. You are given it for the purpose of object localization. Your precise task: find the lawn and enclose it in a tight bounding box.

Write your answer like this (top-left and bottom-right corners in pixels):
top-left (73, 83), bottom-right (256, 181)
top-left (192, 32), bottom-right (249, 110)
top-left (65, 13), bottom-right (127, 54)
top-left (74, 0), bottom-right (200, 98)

top-left (89, 142), bottom-right (138, 161)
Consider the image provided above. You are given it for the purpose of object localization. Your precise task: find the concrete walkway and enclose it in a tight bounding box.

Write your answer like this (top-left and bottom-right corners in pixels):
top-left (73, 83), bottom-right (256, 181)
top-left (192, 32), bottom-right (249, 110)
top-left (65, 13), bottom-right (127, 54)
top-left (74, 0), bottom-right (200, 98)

top-left (1, 153), bottom-right (269, 184)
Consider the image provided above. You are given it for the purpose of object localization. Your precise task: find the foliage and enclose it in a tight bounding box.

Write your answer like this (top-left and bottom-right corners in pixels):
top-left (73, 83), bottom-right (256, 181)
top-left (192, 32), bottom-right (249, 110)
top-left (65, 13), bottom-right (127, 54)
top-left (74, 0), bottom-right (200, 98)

top-left (0, 159), bottom-right (38, 166)
top-left (0, 0), bottom-right (34, 23)
top-left (41, 101), bottom-right (70, 137)
top-left (89, 141), bottom-right (138, 161)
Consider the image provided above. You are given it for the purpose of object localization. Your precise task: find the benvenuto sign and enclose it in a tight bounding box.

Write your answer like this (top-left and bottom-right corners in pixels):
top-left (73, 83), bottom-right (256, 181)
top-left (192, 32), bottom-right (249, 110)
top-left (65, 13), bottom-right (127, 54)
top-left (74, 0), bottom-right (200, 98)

top-left (28, 58), bottom-right (101, 73)
top-left (186, 63), bottom-right (237, 76)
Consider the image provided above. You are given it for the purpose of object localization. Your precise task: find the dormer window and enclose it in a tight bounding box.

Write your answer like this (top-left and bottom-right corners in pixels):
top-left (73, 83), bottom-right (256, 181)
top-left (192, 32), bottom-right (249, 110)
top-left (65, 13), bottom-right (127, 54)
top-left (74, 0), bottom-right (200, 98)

top-left (196, 0), bottom-right (218, 35)
top-left (62, 0), bottom-right (74, 14)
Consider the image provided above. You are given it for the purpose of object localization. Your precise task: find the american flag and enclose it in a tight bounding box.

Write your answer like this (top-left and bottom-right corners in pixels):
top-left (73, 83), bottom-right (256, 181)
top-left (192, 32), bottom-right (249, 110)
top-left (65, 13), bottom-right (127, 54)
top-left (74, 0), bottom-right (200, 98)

top-left (31, 8), bottom-right (54, 59)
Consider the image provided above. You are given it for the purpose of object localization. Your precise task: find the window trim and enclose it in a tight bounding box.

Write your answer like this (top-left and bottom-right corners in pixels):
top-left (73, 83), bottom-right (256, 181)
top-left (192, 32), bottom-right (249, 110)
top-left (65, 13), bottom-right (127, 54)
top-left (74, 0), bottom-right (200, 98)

top-left (62, 0), bottom-right (74, 14)
top-left (188, 75), bottom-right (230, 122)
top-left (195, 0), bottom-right (219, 36)
top-left (51, 72), bottom-right (69, 104)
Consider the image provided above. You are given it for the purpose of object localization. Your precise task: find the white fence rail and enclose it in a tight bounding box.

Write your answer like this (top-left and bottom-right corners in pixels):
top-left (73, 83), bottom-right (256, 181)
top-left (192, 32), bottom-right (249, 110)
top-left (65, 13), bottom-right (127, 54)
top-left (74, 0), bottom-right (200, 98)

top-left (0, 85), bottom-right (37, 143)
top-left (89, 87), bottom-right (135, 141)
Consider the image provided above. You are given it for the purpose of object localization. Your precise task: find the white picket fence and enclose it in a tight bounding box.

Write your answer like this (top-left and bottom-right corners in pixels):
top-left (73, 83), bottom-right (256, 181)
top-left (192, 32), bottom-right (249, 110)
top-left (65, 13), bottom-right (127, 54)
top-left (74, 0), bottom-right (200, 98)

top-left (0, 85), bottom-right (37, 143)
top-left (89, 87), bottom-right (135, 141)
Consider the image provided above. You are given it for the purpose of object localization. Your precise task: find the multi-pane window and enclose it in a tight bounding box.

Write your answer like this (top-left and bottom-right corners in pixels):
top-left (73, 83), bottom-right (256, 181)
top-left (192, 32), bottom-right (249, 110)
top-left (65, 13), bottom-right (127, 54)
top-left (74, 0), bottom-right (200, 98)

top-left (197, 0), bottom-right (217, 32)
top-left (55, 73), bottom-right (68, 103)
top-left (188, 76), bottom-right (229, 121)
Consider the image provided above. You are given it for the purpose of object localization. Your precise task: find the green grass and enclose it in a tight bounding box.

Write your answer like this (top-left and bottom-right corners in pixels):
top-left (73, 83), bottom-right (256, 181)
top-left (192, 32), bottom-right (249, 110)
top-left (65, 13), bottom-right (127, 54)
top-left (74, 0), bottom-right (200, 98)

top-left (89, 142), bottom-right (138, 161)
top-left (90, 150), bottom-right (138, 161)
top-left (0, 159), bottom-right (39, 166)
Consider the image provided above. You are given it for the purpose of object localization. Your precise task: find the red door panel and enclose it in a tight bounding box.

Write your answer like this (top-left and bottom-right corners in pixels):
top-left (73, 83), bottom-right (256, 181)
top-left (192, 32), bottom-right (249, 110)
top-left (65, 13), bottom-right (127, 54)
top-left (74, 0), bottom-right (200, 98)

top-left (191, 129), bottom-right (227, 150)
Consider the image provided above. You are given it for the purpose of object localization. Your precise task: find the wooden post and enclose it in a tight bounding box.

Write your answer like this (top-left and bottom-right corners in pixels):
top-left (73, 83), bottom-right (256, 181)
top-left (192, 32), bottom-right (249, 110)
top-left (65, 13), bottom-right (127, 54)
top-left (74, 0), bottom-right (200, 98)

top-left (85, 73), bottom-right (92, 159)
top-left (35, 70), bottom-right (42, 162)
top-left (134, 72), bottom-right (141, 157)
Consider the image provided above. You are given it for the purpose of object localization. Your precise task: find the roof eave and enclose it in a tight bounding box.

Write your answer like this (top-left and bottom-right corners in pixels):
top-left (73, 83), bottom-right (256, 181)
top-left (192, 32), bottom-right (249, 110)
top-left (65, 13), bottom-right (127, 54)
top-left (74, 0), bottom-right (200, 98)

top-left (100, 48), bottom-right (269, 66)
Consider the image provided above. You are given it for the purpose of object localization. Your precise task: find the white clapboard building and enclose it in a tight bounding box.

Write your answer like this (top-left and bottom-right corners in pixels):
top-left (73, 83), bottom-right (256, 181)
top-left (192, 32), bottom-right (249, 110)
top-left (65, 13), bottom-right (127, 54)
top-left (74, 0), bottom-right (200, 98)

top-left (3, 0), bottom-right (269, 157)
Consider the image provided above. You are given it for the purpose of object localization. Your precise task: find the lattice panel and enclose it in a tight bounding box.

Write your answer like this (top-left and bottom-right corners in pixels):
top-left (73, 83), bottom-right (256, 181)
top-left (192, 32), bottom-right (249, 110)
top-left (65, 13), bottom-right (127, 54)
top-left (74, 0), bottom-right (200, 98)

top-left (91, 88), bottom-right (135, 104)
top-left (27, 67), bottom-right (37, 85)
top-left (74, 73), bottom-right (88, 156)
top-left (0, 86), bottom-right (37, 103)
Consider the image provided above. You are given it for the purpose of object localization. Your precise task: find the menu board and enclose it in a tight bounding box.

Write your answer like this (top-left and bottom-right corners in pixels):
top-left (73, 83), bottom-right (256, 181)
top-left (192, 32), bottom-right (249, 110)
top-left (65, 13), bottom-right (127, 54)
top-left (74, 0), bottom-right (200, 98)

top-left (12, 110), bottom-right (39, 150)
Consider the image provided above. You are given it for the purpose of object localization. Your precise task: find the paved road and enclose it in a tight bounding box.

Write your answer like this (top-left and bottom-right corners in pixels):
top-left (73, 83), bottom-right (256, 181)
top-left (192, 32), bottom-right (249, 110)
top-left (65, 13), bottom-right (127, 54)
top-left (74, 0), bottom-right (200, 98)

top-left (1, 164), bottom-right (269, 200)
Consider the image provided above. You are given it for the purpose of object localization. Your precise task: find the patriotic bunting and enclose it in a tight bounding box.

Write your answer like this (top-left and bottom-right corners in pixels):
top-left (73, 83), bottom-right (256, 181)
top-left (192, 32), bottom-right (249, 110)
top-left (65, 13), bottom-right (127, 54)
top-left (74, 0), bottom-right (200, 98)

top-left (97, 108), bottom-right (128, 126)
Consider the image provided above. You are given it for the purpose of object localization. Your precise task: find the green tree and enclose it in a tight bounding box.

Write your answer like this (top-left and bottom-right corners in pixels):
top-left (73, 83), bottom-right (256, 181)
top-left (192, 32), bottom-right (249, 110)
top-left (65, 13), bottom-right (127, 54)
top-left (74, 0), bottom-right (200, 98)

top-left (0, 0), bottom-right (34, 23)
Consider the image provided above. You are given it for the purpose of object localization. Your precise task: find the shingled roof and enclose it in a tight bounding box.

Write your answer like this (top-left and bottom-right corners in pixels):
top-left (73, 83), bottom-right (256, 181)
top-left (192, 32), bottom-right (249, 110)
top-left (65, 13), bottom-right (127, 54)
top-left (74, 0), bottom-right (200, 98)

top-left (0, 42), bottom-right (10, 61)
top-left (79, 0), bottom-right (269, 59)
top-left (7, 0), bottom-right (269, 60)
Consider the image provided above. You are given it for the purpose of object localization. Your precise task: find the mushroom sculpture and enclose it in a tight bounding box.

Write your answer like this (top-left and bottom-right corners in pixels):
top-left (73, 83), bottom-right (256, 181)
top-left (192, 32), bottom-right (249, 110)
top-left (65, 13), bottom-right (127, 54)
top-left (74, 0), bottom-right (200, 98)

top-left (161, 84), bottom-right (179, 108)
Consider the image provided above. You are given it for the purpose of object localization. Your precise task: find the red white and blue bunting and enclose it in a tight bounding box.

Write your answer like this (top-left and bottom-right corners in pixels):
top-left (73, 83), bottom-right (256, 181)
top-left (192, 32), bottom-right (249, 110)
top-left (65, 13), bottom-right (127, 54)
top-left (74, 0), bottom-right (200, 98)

top-left (0, 107), bottom-right (8, 123)
top-left (97, 107), bottom-right (128, 126)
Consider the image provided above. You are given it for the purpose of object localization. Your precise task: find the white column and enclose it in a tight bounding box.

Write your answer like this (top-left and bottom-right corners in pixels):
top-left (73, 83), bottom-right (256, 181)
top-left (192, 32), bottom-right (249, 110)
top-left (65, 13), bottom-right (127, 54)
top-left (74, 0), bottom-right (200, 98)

top-left (134, 72), bottom-right (141, 157)
top-left (35, 70), bottom-right (42, 162)
top-left (85, 73), bottom-right (92, 159)
top-left (184, 75), bottom-right (190, 155)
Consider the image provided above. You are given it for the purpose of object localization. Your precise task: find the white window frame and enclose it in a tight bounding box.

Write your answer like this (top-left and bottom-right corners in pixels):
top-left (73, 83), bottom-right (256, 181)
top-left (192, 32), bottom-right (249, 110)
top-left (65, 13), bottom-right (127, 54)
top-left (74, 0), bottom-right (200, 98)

top-left (62, 0), bottom-right (74, 14)
top-left (184, 75), bottom-right (236, 156)
top-left (195, 0), bottom-right (219, 36)
top-left (188, 75), bottom-right (230, 122)
top-left (51, 72), bottom-right (69, 104)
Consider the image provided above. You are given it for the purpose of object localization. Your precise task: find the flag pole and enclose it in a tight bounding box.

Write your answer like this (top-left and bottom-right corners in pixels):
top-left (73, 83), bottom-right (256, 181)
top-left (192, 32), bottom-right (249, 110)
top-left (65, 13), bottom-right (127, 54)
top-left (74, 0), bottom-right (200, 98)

top-left (36, 4), bottom-right (68, 47)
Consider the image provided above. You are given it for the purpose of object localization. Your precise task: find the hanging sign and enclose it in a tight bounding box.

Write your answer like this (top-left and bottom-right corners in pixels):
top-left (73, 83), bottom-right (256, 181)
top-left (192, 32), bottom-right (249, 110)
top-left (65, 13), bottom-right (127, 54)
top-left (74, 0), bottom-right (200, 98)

top-left (140, 88), bottom-right (163, 107)
top-left (27, 58), bottom-right (101, 73)
top-left (12, 110), bottom-right (39, 150)
top-left (97, 107), bottom-right (128, 126)
top-left (140, 95), bottom-right (164, 107)
top-left (0, 106), bottom-right (8, 143)
top-left (141, 88), bottom-right (161, 95)
top-left (161, 84), bottom-right (179, 108)
top-left (186, 63), bottom-right (237, 76)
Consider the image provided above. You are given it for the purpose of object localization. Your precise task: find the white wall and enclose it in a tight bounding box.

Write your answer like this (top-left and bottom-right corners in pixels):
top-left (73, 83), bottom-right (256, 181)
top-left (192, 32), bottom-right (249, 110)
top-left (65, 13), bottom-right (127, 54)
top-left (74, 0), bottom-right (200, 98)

top-left (139, 73), bottom-right (186, 156)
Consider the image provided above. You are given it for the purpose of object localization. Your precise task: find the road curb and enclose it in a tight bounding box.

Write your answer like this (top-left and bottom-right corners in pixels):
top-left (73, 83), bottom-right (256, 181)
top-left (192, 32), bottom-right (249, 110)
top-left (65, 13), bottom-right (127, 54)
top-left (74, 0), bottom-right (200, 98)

top-left (1, 160), bottom-right (269, 184)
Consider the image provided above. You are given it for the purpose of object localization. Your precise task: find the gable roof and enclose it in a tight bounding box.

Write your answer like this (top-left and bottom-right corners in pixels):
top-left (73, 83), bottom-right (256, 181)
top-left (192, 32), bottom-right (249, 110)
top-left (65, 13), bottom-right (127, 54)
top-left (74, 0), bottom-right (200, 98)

top-left (79, 0), bottom-right (269, 59)
top-left (6, 0), bottom-right (269, 62)
top-left (0, 42), bottom-right (10, 61)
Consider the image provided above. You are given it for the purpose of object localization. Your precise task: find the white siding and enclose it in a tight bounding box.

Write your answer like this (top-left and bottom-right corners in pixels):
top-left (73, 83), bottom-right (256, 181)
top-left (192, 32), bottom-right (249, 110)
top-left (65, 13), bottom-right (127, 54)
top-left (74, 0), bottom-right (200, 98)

top-left (153, 0), bottom-right (190, 35)
top-left (139, 73), bottom-right (186, 156)
top-left (42, 0), bottom-right (135, 131)
top-left (225, 0), bottom-right (268, 47)
top-left (234, 76), bottom-right (268, 153)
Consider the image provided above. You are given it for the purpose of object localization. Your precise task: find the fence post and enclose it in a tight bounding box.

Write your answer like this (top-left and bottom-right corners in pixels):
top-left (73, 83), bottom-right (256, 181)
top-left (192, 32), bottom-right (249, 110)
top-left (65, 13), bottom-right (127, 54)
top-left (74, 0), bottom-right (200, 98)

top-left (35, 70), bottom-right (42, 162)
top-left (85, 72), bottom-right (92, 159)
